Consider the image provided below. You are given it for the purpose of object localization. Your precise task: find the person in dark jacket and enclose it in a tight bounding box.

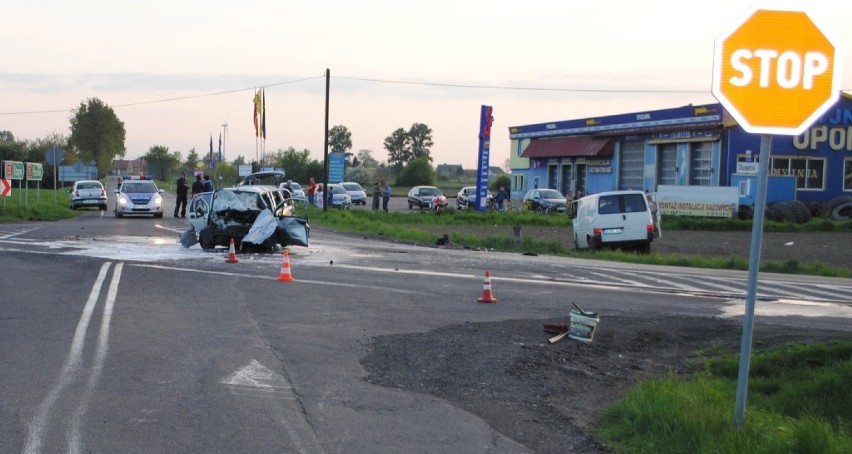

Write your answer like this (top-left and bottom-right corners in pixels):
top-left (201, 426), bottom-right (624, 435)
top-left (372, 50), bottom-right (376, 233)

top-left (191, 174), bottom-right (204, 197)
top-left (174, 171), bottom-right (189, 218)
top-left (203, 174), bottom-right (214, 192)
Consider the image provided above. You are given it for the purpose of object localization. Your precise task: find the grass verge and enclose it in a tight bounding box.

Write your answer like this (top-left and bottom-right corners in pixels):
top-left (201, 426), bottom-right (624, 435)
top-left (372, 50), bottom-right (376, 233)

top-left (308, 207), bottom-right (851, 278)
top-left (597, 341), bottom-right (852, 453)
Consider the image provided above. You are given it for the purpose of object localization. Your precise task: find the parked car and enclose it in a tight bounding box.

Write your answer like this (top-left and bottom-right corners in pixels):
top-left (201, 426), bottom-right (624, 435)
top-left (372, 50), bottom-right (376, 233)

top-left (68, 180), bottom-right (107, 210)
top-left (278, 181), bottom-right (305, 201)
top-left (326, 184), bottom-right (353, 209)
top-left (522, 189), bottom-right (568, 213)
top-left (569, 190), bottom-right (659, 253)
top-left (193, 186), bottom-right (309, 250)
top-left (407, 186), bottom-right (445, 210)
top-left (456, 186), bottom-right (493, 210)
top-left (114, 179), bottom-right (165, 218)
top-left (341, 182), bottom-right (367, 205)
top-left (238, 170), bottom-right (286, 187)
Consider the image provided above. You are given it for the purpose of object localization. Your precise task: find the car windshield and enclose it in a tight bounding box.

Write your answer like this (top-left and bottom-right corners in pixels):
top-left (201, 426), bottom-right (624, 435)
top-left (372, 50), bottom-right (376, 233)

top-left (77, 182), bottom-right (102, 190)
top-left (212, 190), bottom-right (265, 211)
top-left (539, 189), bottom-right (564, 199)
top-left (290, 183), bottom-right (301, 190)
top-left (343, 183), bottom-right (362, 191)
top-left (419, 187), bottom-right (440, 196)
top-left (122, 182), bottom-right (157, 194)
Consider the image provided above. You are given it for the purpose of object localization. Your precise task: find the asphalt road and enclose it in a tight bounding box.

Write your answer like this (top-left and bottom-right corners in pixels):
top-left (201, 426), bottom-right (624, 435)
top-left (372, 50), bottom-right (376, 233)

top-left (2, 200), bottom-right (851, 452)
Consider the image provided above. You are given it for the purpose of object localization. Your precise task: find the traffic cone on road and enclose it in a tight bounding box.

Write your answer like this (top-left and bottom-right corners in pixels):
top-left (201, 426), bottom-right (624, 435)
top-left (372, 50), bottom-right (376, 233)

top-left (477, 271), bottom-right (497, 303)
top-left (225, 238), bottom-right (239, 264)
top-left (277, 250), bottom-right (295, 282)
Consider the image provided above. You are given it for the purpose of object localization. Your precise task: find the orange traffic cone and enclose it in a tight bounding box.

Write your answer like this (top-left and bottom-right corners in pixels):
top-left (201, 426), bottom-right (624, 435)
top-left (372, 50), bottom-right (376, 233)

top-left (477, 271), bottom-right (497, 303)
top-left (225, 238), bottom-right (239, 263)
top-left (277, 250), bottom-right (294, 282)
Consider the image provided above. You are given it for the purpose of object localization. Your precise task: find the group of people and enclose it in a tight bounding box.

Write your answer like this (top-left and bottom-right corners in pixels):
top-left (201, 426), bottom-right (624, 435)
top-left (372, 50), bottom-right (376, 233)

top-left (372, 181), bottom-right (391, 212)
top-left (174, 172), bottom-right (214, 218)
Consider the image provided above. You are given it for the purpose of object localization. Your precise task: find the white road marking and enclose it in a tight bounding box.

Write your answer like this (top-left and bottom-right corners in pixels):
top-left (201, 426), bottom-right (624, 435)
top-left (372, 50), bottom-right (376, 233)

top-left (23, 262), bottom-right (112, 454)
top-left (69, 263), bottom-right (122, 454)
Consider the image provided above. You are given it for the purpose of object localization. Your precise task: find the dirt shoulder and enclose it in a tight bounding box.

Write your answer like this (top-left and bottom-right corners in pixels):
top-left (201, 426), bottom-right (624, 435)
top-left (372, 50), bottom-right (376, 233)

top-left (358, 228), bottom-right (850, 452)
top-left (362, 313), bottom-right (851, 453)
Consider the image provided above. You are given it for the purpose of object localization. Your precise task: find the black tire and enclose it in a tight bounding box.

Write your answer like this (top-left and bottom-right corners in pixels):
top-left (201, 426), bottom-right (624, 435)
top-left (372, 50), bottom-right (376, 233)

top-left (587, 235), bottom-right (596, 252)
top-left (771, 201), bottom-right (797, 223)
top-left (827, 195), bottom-right (852, 220)
top-left (805, 201), bottom-right (828, 218)
top-left (737, 205), bottom-right (754, 220)
top-left (638, 242), bottom-right (651, 254)
top-left (789, 200), bottom-right (811, 224)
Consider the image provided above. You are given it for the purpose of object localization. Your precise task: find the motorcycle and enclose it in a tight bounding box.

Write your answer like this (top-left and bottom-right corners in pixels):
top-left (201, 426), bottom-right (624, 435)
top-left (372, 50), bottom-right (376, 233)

top-left (430, 195), bottom-right (449, 213)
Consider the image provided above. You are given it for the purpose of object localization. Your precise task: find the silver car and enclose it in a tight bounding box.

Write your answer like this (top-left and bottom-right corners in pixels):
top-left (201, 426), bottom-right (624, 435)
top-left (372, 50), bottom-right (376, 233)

top-left (341, 182), bottom-right (367, 205)
top-left (68, 180), bottom-right (107, 210)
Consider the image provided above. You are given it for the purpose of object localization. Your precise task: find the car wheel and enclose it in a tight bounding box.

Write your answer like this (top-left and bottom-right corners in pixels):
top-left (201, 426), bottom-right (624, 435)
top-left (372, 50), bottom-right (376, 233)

top-left (115, 211), bottom-right (123, 218)
top-left (408, 202), bottom-right (413, 209)
top-left (155, 212), bottom-right (163, 218)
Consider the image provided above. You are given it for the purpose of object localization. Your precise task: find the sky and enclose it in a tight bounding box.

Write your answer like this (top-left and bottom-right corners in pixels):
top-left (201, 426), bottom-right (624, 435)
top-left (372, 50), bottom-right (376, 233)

top-left (2, 0), bottom-right (850, 170)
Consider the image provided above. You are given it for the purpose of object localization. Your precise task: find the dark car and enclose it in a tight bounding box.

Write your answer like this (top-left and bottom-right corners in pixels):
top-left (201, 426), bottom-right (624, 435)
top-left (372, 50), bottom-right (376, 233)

top-left (193, 186), bottom-right (309, 250)
top-left (407, 185), bottom-right (444, 209)
top-left (456, 186), bottom-right (493, 210)
top-left (238, 170), bottom-right (287, 187)
top-left (522, 188), bottom-right (568, 214)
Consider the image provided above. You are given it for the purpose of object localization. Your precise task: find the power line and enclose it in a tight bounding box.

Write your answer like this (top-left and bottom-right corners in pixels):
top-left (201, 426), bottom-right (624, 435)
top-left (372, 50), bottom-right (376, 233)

top-left (1, 73), bottom-right (849, 116)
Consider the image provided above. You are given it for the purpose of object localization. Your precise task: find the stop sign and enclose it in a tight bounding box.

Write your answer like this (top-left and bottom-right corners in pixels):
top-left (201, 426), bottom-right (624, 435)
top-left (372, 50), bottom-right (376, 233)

top-left (712, 9), bottom-right (842, 136)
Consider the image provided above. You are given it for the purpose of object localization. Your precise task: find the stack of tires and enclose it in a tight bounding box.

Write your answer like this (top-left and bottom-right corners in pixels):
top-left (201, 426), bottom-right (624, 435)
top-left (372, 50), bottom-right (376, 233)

top-left (750, 197), bottom-right (852, 223)
top-left (826, 195), bottom-right (852, 220)
top-left (766, 200), bottom-right (811, 224)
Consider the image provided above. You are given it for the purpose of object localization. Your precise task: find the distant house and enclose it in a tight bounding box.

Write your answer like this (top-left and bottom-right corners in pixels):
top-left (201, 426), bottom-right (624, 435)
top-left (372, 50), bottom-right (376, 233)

top-left (435, 163), bottom-right (463, 176)
top-left (112, 158), bottom-right (148, 176)
top-left (488, 166), bottom-right (505, 176)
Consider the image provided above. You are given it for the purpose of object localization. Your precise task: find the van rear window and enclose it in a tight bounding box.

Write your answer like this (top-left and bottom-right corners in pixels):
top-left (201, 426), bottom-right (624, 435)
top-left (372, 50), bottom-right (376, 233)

top-left (598, 194), bottom-right (647, 214)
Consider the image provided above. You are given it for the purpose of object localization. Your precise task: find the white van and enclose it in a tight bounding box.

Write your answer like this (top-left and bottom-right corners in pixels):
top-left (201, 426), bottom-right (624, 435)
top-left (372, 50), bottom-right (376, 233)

top-left (569, 190), bottom-right (661, 253)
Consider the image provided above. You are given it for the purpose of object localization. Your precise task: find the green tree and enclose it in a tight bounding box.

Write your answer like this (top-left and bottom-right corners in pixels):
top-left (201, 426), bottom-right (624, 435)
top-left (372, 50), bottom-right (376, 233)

top-left (272, 147), bottom-right (323, 184)
top-left (356, 149), bottom-right (380, 168)
top-left (185, 148), bottom-right (200, 171)
top-left (397, 157), bottom-right (435, 186)
top-left (408, 123), bottom-right (433, 162)
top-left (68, 98), bottom-right (126, 178)
top-left (328, 125), bottom-right (353, 159)
top-left (145, 145), bottom-right (180, 181)
top-left (384, 128), bottom-right (410, 170)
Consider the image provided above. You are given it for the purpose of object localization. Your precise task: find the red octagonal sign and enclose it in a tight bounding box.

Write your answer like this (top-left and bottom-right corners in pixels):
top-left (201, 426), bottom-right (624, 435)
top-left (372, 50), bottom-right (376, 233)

top-left (712, 9), bottom-right (842, 136)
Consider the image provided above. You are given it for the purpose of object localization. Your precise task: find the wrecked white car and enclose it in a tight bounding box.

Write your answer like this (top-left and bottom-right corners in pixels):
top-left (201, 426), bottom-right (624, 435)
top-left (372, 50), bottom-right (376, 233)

top-left (183, 186), bottom-right (309, 250)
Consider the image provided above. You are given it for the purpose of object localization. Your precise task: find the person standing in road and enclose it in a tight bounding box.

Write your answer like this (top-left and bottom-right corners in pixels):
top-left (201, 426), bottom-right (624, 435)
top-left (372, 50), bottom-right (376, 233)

top-left (203, 174), bottom-right (214, 192)
top-left (372, 182), bottom-right (381, 210)
top-left (307, 177), bottom-right (317, 206)
top-left (382, 181), bottom-right (392, 212)
top-left (174, 171), bottom-right (189, 218)
top-left (191, 173), bottom-right (204, 197)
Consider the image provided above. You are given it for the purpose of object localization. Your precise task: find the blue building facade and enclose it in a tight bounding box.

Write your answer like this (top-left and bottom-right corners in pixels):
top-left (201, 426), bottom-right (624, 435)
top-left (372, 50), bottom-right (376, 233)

top-left (506, 93), bottom-right (852, 204)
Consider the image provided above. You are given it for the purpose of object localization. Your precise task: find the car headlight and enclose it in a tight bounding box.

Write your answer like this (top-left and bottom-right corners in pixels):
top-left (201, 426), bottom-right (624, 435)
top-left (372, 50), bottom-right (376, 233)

top-left (153, 194), bottom-right (163, 206)
top-left (118, 195), bottom-right (129, 205)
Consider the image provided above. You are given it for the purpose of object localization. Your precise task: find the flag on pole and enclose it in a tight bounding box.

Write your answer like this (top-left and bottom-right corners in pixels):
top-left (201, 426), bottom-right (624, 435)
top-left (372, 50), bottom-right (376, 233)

top-left (218, 132), bottom-right (222, 163)
top-left (252, 89), bottom-right (262, 137)
top-left (209, 134), bottom-right (215, 169)
top-left (261, 88), bottom-right (266, 139)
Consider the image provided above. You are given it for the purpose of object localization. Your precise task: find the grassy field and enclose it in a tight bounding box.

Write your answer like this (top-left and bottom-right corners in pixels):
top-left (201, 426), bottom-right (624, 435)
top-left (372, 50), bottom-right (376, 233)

top-left (598, 341), bottom-right (852, 453)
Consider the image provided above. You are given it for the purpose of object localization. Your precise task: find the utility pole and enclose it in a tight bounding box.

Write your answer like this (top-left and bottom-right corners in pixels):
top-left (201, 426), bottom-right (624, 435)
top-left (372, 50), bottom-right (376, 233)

top-left (221, 121), bottom-right (228, 162)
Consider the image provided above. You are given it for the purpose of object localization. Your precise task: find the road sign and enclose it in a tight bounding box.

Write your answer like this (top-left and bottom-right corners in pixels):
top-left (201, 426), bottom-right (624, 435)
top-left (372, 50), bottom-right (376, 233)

top-left (3, 160), bottom-right (25, 180)
top-left (45, 146), bottom-right (64, 165)
top-left (27, 163), bottom-right (44, 181)
top-left (1, 179), bottom-right (10, 197)
top-left (712, 9), bottom-right (842, 135)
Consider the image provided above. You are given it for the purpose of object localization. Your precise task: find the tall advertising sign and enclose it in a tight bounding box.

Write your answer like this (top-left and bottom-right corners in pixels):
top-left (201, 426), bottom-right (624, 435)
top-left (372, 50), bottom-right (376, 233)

top-left (474, 105), bottom-right (494, 212)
